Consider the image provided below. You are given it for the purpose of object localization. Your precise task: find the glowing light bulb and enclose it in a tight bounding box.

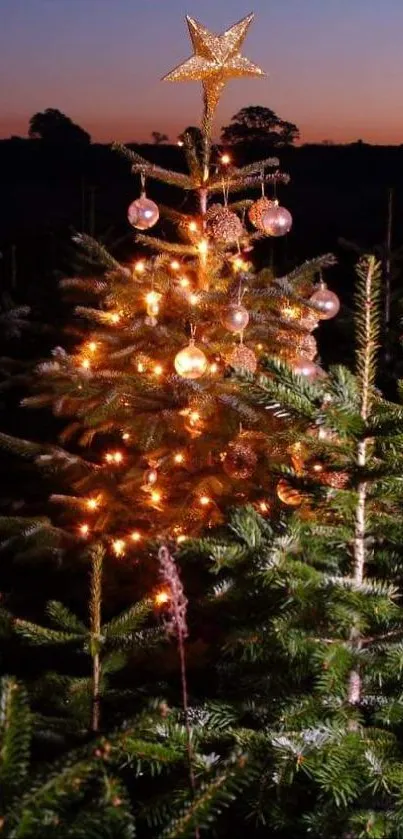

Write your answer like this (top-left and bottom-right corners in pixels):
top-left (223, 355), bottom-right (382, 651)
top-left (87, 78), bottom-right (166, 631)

top-left (210, 362), bottom-right (218, 374)
top-left (130, 531), bottom-right (141, 542)
top-left (137, 362), bottom-right (144, 373)
top-left (79, 523), bottom-right (89, 537)
top-left (170, 260), bottom-right (180, 271)
top-left (155, 590), bottom-right (169, 605)
top-left (134, 260), bottom-right (146, 274)
top-left (189, 293), bottom-right (199, 306)
top-left (189, 411), bottom-right (200, 424)
top-left (188, 221), bottom-right (198, 232)
top-left (177, 534), bottom-right (187, 544)
top-left (177, 140), bottom-right (184, 147)
top-left (221, 153), bottom-right (231, 165)
top-left (256, 344), bottom-right (264, 351)
top-left (174, 453), bottom-right (185, 464)
top-left (86, 498), bottom-right (99, 511)
top-left (145, 290), bottom-right (161, 319)
top-left (232, 257), bottom-right (247, 272)
top-left (122, 432), bottom-right (130, 441)
top-left (110, 313), bottom-right (121, 324)
top-left (81, 358), bottom-right (91, 370)
top-left (179, 276), bottom-right (190, 288)
top-left (114, 451), bottom-right (123, 464)
top-left (199, 495), bottom-right (211, 506)
top-left (197, 239), bottom-right (208, 255)
top-left (88, 342), bottom-right (98, 353)
top-left (154, 364), bottom-right (163, 376)
top-left (112, 539), bottom-right (126, 557)
top-left (259, 501), bottom-right (269, 513)
top-left (151, 490), bottom-right (161, 504)
top-left (105, 453), bottom-right (113, 464)
top-left (145, 290), bottom-right (160, 307)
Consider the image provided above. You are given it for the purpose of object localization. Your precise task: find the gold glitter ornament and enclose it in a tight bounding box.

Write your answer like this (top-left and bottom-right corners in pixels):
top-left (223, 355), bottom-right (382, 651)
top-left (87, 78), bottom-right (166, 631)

top-left (277, 478), bottom-right (303, 507)
top-left (248, 197), bottom-right (274, 231)
top-left (162, 14), bottom-right (265, 122)
top-left (298, 333), bottom-right (317, 361)
top-left (226, 344), bottom-right (257, 374)
top-left (206, 205), bottom-right (244, 244)
top-left (223, 438), bottom-right (257, 480)
top-left (174, 340), bottom-right (208, 379)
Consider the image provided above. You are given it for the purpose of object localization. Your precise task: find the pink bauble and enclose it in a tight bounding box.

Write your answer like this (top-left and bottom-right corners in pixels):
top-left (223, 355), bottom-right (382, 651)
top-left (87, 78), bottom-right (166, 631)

top-left (310, 287), bottom-right (340, 320)
top-left (261, 203), bottom-right (293, 237)
top-left (174, 342), bottom-right (208, 379)
top-left (221, 303), bottom-right (250, 333)
top-left (292, 356), bottom-right (321, 380)
top-left (128, 195), bottom-right (159, 230)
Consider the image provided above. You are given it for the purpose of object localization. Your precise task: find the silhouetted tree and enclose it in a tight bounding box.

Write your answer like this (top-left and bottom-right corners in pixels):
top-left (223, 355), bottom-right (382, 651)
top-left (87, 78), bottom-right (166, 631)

top-left (221, 105), bottom-right (299, 147)
top-left (28, 109), bottom-right (90, 144)
top-left (178, 126), bottom-right (203, 146)
top-left (151, 131), bottom-right (169, 144)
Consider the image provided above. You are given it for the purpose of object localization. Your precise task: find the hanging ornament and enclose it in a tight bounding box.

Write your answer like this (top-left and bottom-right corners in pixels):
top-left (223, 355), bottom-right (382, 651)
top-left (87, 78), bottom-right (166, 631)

top-left (248, 196), bottom-right (274, 231)
top-left (226, 344), bottom-right (257, 374)
top-left (174, 335), bottom-right (208, 379)
top-left (145, 290), bottom-right (162, 324)
top-left (308, 460), bottom-right (349, 490)
top-left (143, 467), bottom-right (158, 487)
top-left (128, 172), bottom-right (159, 230)
top-left (222, 438), bottom-right (257, 480)
top-left (292, 355), bottom-right (321, 380)
top-left (261, 200), bottom-right (293, 237)
top-left (310, 283), bottom-right (340, 320)
top-left (277, 478), bottom-right (303, 506)
top-left (206, 204), bottom-right (244, 244)
top-left (298, 333), bottom-right (317, 361)
top-left (221, 302), bottom-right (250, 333)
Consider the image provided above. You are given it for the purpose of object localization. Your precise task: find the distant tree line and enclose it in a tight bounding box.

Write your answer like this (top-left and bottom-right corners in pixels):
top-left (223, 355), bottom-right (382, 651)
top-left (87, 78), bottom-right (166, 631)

top-left (26, 105), bottom-right (300, 148)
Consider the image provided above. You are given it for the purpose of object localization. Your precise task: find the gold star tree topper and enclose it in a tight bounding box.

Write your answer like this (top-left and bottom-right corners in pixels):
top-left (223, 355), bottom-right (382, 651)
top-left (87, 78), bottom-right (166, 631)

top-left (163, 13), bottom-right (265, 119)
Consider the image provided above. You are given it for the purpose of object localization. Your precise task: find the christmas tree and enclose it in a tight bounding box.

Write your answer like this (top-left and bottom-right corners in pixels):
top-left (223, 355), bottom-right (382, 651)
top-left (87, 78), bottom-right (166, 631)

top-left (0, 12), bottom-right (344, 836)
top-left (162, 255), bottom-right (403, 838)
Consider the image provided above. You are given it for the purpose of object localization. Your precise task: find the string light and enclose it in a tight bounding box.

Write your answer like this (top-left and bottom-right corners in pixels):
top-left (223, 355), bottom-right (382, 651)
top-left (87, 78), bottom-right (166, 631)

top-left (177, 139), bottom-right (184, 147)
top-left (110, 312), bottom-right (121, 324)
top-left (79, 523), bottom-right (89, 537)
top-left (210, 362), bottom-right (218, 374)
top-left (177, 534), bottom-right (187, 544)
top-left (112, 539), bottom-right (126, 557)
top-left (81, 359), bottom-right (91, 370)
top-left (199, 495), bottom-right (211, 506)
top-left (232, 257), bottom-right (247, 272)
top-left (188, 221), bottom-right (198, 232)
top-left (170, 260), bottom-right (180, 270)
top-left (122, 432), bottom-right (130, 441)
top-left (154, 364), bottom-right (163, 376)
top-left (134, 260), bottom-right (146, 274)
top-left (221, 153), bottom-right (231, 165)
top-left (189, 293), bottom-right (199, 306)
top-left (174, 452), bottom-right (185, 464)
top-left (86, 498), bottom-right (99, 511)
top-left (88, 342), bottom-right (98, 353)
top-left (155, 589), bottom-right (169, 605)
top-left (197, 239), bottom-right (208, 255)
top-left (189, 411), bottom-right (200, 424)
top-left (104, 451), bottom-right (124, 465)
top-left (256, 344), bottom-right (264, 351)
top-left (145, 290), bottom-right (161, 319)
top-left (151, 490), bottom-right (162, 504)
top-left (259, 501), bottom-right (269, 513)
top-left (130, 531), bottom-right (141, 542)
top-left (137, 362), bottom-right (145, 373)
top-left (179, 276), bottom-right (190, 288)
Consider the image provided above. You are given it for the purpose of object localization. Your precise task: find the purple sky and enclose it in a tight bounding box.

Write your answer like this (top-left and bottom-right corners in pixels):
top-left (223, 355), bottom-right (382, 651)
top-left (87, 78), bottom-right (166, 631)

top-left (1, 0), bottom-right (402, 145)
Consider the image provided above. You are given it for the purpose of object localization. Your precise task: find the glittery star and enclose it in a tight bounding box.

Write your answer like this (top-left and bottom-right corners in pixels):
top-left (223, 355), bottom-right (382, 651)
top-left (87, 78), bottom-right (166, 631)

top-left (162, 13), bottom-right (265, 118)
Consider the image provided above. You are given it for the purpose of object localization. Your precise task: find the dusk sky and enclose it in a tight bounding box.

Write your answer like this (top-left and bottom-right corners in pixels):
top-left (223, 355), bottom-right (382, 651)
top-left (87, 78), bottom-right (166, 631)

top-left (1, 0), bottom-right (402, 145)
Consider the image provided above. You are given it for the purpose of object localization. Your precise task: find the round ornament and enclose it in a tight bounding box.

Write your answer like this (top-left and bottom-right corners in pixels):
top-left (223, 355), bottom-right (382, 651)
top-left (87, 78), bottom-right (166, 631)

top-left (277, 478), bottom-right (303, 506)
top-left (310, 286), bottom-right (340, 320)
top-left (223, 439), bottom-right (257, 480)
top-left (226, 344), bottom-right (257, 374)
top-left (206, 205), bottom-right (244, 244)
top-left (298, 333), bottom-right (317, 361)
top-left (292, 355), bottom-right (321, 380)
top-left (143, 468), bottom-right (158, 486)
top-left (261, 201), bottom-right (293, 237)
top-left (128, 194), bottom-right (159, 230)
top-left (248, 197), bottom-right (274, 231)
top-left (174, 340), bottom-right (208, 380)
top-left (221, 303), bottom-right (250, 333)
top-left (309, 461), bottom-right (349, 489)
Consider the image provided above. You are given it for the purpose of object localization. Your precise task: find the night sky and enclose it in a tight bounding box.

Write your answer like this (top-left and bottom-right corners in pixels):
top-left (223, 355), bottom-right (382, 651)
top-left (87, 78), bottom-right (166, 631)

top-left (1, 0), bottom-right (402, 145)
